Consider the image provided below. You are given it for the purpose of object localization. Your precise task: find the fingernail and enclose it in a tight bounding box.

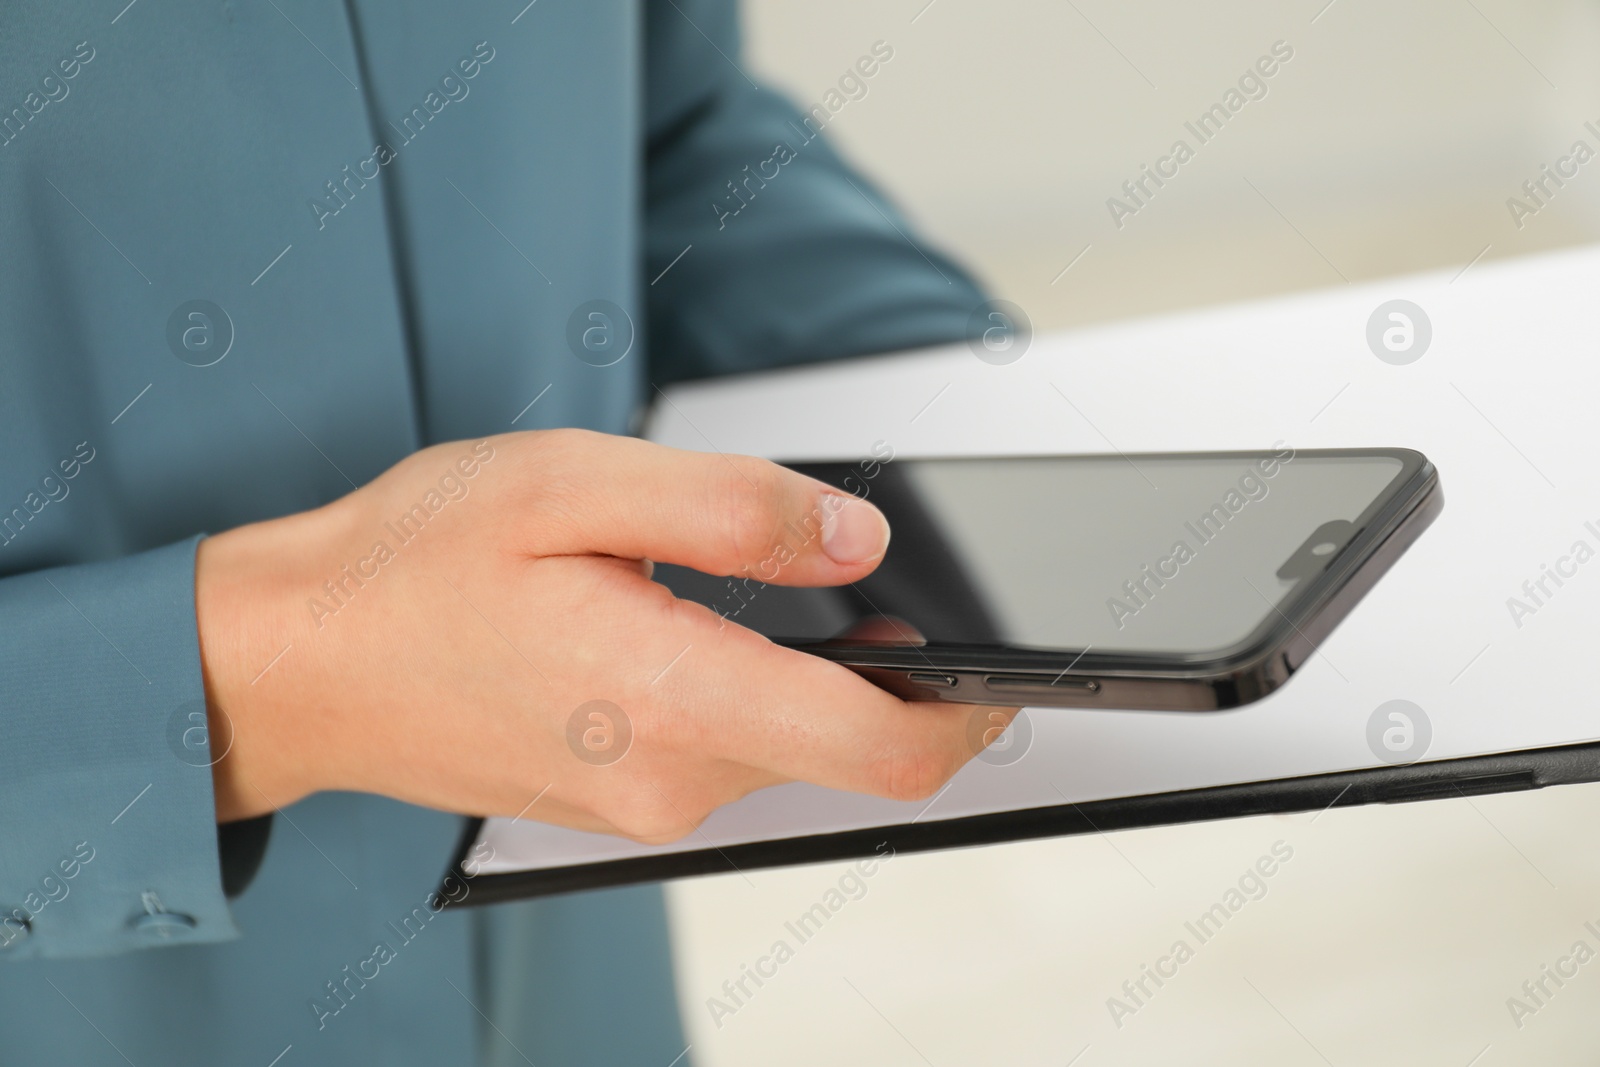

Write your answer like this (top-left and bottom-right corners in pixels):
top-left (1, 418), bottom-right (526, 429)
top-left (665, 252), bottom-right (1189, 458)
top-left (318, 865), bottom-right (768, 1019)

top-left (820, 493), bottom-right (890, 565)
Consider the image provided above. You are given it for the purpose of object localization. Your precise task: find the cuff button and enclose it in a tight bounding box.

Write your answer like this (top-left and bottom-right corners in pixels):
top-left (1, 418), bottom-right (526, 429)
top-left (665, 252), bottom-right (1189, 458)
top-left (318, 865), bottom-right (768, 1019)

top-left (0, 913), bottom-right (31, 950)
top-left (133, 912), bottom-right (197, 940)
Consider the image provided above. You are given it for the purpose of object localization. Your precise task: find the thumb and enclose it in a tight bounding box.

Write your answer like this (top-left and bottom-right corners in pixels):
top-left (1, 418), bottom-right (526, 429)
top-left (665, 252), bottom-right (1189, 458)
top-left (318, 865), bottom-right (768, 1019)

top-left (515, 430), bottom-right (891, 585)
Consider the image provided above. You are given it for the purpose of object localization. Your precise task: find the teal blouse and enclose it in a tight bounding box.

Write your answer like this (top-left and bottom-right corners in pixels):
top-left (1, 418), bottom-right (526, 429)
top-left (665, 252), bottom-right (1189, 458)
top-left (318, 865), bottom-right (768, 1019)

top-left (0, 1), bottom-right (981, 1063)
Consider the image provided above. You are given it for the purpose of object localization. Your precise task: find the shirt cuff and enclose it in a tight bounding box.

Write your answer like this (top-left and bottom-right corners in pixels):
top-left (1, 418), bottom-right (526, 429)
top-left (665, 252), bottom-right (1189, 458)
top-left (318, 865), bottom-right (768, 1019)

top-left (0, 536), bottom-right (241, 959)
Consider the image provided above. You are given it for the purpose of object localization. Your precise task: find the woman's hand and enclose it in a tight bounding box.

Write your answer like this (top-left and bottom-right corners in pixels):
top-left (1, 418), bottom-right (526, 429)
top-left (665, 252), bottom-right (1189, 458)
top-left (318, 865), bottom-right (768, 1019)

top-left (196, 429), bottom-right (1012, 842)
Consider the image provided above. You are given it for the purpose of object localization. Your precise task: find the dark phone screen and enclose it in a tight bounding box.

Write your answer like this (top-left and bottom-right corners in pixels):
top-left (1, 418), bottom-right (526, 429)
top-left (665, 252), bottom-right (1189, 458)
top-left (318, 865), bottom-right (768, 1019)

top-left (657, 450), bottom-right (1406, 657)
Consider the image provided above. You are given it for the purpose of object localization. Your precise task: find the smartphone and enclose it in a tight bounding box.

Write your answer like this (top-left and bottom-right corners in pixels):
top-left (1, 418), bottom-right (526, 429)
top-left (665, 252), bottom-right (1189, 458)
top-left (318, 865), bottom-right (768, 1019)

top-left (660, 447), bottom-right (1441, 712)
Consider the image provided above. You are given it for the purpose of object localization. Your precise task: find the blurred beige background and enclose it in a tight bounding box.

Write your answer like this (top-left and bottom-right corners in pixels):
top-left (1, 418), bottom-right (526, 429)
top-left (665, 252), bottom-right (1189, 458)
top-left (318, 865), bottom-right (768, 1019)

top-left (666, 1), bottom-right (1600, 1063)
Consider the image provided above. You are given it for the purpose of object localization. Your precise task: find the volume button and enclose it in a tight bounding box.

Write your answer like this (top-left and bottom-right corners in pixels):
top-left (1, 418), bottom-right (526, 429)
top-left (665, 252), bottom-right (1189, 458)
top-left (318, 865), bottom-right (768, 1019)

top-left (907, 672), bottom-right (959, 689)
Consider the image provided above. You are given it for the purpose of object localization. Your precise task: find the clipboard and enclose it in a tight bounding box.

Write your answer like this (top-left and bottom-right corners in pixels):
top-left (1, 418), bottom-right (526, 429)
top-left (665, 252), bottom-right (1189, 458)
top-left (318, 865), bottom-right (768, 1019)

top-left (439, 245), bottom-right (1600, 904)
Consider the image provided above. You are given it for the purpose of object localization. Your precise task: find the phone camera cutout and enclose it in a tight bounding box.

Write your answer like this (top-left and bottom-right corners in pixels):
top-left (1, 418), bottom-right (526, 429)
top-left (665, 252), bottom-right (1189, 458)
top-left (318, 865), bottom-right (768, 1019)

top-left (1277, 519), bottom-right (1356, 582)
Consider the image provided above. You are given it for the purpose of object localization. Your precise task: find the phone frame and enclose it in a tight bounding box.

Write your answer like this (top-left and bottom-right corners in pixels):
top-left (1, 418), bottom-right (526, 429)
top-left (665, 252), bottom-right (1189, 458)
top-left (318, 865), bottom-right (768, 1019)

top-left (783, 447), bottom-right (1442, 711)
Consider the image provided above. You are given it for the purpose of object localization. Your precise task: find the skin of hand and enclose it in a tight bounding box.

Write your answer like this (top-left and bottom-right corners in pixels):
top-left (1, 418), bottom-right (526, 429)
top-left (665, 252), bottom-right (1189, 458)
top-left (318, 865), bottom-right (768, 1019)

top-left (196, 429), bottom-right (1016, 843)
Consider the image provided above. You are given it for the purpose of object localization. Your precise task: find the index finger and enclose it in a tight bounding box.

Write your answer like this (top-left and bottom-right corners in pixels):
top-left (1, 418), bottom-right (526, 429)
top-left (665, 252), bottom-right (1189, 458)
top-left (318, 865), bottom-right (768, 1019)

top-left (664, 613), bottom-right (1017, 803)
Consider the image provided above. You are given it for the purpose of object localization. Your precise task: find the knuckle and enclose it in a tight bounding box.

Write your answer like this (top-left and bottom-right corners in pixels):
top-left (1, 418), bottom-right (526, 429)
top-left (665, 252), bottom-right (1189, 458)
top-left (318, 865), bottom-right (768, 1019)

top-left (868, 740), bottom-right (964, 803)
top-left (511, 428), bottom-right (571, 480)
top-left (620, 819), bottom-right (690, 846)
top-left (512, 429), bottom-right (604, 550)
top-left (526, 426), bottom-right (599, 462)
top-left (525, 427), bottom-right (620, 491)
top-left (662, 590), bottom-right (718, 629)
top-left (603, 788), bottom-right (700, 844)
top-left (660, 590), bottom-right (751, 644)
top-left (716, 457), bottom-right (789, 567)
top-left (521, 428), bottom-right (591, 492)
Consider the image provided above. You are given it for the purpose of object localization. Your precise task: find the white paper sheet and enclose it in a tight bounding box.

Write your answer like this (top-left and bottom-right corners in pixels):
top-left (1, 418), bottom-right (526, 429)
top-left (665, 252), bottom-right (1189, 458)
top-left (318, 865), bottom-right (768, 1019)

top-left (474, 243), bottom-right (1600, 876)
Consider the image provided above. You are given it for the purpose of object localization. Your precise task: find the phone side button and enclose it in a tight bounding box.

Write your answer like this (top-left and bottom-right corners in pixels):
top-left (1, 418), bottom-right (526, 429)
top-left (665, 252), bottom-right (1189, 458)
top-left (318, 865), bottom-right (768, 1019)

top-left (906, 672), bottom-right (959, 689)
top-left (984, 675), bottom-right (1101, 694)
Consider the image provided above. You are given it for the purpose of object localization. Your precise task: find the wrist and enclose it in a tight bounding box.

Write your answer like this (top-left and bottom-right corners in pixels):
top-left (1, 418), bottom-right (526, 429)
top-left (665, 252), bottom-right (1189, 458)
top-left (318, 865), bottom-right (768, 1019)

top-left (195, 504), bottom-right (350, 820)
